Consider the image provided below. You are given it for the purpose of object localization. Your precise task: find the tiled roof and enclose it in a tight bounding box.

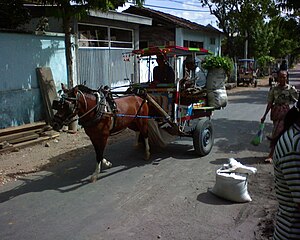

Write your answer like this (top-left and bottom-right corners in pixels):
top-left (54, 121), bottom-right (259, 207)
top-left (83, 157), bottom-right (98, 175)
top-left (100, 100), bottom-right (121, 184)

top-left (124, 6), bottom-right (223, 34)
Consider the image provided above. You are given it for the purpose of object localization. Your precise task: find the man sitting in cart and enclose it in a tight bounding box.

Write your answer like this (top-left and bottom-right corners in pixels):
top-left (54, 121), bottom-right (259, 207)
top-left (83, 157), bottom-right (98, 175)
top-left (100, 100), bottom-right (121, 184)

top-left (183, 56), bottom-right (206, 89)
top-left (152, 54), bottom-right (175, 85)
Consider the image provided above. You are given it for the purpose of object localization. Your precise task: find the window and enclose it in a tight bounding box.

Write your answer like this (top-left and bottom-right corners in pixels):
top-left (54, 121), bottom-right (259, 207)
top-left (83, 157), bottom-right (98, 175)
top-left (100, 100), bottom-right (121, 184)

top-left (78, 24), bottom-right (133, 49)
top-left (210, 38), bottom-right (216, 45)
top-left (110, 28), bottom-right (133, 48)
top-left (78, 25), bottom-right (108, 47)
top-left (183, 40), bottom-right (203, 49)
top-left (139, 41), bottom-right (148, 49)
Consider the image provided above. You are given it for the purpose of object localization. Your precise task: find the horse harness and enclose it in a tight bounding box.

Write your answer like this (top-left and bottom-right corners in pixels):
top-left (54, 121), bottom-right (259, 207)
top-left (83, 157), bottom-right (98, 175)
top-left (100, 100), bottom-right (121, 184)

top-left (77, 90), bottom-right (109, 128)
top-left (66, 87), bottom-right (147, 129)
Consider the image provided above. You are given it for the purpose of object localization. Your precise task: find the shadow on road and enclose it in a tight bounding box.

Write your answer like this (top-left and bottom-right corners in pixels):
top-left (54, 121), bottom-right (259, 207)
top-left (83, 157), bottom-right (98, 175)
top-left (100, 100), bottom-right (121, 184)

top-left (0, 114), bottom-right (272, 204)
top-left (212, 118), bottom-right (272, 157)
top-left (197, 191), bottom-right (236, 205)
top-left (0, 137), bottom-right (200, 204)
top-left (227, 89), bottom-right (269, 105)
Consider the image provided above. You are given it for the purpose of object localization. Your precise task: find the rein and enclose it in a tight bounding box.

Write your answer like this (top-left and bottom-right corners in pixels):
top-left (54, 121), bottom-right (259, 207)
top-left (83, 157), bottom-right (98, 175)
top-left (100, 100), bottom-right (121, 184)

top-left (63, 89), bottom-right (108, 128)
top-left (115, 114), bottom-right (160, 119)
top-left (77, 91), bottom-right (108, 128)
top-left (61, 86), bottom-right (159, 128)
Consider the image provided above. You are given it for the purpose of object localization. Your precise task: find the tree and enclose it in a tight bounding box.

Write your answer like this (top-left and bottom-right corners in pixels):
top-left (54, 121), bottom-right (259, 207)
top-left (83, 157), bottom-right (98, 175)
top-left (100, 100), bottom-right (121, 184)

top-left (278, 0), bottom-right (300, 10)
top-left (0, 0), bottom-right (31, 29)
top-left (275, 0), bottom-right (300, 65)
top-left (199, 0), bottom-right (279, 59)
top-left (28, 0), bottom-right (144, 87)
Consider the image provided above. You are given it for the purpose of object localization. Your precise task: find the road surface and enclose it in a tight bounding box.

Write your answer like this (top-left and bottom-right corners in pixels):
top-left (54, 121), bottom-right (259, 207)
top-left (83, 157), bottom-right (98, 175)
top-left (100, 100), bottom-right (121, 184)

top-left (1, 65), bottom-right (300, 239)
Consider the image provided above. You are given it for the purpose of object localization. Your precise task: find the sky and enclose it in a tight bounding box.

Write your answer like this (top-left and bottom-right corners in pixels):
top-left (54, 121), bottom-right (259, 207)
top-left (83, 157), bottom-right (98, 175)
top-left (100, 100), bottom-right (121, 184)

top-left (117, 0), bottom-right (219, 28)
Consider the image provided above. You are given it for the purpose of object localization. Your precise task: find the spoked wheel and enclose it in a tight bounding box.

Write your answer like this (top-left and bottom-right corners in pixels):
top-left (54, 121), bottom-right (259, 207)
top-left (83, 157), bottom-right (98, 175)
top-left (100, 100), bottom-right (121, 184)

top-left (193, 118), bottom-right (214, 156)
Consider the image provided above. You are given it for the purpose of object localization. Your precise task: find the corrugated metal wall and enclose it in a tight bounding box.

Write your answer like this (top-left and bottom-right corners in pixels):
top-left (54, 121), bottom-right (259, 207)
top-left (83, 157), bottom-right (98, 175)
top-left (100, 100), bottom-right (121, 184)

top-left (78, 48), bottom-right (134, 90)
top-left (0, 32), bottom-right (68, 129)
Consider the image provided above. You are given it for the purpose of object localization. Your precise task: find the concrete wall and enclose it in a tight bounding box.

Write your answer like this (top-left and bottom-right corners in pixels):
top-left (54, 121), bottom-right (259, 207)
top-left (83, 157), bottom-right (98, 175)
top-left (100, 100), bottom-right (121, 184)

top-left (176, 28), bottom-right (222, 56)
top-left (0, 32), bottom-right (68, 129)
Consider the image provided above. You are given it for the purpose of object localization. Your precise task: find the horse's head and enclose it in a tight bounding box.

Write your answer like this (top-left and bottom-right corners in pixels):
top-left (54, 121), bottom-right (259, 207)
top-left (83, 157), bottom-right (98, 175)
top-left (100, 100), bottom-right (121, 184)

top-left (51, 84), bottom-right (79, 131)
top-left (52, 83), bottom-right (108, 130)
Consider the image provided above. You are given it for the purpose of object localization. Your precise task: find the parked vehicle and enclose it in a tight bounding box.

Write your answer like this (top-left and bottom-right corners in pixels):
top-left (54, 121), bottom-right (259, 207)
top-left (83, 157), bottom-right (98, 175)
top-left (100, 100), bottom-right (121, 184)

top-left (237, 59), bottom-right (257, 87)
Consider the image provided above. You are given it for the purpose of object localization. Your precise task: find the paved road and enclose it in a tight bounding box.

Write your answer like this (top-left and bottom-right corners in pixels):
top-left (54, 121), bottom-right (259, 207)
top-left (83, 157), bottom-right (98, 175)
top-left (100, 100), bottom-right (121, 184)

top-left (0, 68), bottom-right (299, 239)
top-left (289, 63), bottom-right (300, 90)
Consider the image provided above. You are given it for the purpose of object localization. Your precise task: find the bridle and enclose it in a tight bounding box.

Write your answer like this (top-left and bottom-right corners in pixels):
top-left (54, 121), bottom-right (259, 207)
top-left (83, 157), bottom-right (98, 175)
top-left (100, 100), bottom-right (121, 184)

top-left (53, 88), bottom-right (108, 128)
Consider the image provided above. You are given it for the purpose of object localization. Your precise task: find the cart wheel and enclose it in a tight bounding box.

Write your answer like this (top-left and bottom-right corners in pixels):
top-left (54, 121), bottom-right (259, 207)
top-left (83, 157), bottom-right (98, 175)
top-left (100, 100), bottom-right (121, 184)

top-left (193, 118), bottom-right (214, 156)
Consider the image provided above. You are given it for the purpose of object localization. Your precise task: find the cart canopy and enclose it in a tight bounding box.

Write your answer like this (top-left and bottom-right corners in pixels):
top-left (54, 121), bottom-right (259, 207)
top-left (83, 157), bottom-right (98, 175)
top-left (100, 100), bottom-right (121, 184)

top-left (132, 45), bottom-right (212, 57)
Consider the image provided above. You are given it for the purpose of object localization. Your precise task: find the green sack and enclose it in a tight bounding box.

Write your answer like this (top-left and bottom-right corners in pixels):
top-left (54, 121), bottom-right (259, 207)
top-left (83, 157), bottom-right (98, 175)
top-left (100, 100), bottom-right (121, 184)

top-left (251, 123), bottom-right (265, 146)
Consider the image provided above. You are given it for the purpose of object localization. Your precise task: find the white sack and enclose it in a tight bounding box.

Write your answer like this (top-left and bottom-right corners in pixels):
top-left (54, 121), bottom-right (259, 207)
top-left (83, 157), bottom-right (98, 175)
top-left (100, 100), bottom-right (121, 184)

top-left (220, 158), bottom-right (257, 175)
top-left (209, 158), bottom-right (257, 203)
top-left (207, 87), bottom-right (228, 108)
top-left (210, 170), bottom-right (252, 203)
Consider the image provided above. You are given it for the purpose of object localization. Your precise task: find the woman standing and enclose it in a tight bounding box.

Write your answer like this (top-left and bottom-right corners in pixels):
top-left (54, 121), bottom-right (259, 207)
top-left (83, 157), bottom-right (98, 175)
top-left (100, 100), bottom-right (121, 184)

top-left (272, 97), bottom-right (300, 239)
top-left (261, 70), bottom-right (298, 163)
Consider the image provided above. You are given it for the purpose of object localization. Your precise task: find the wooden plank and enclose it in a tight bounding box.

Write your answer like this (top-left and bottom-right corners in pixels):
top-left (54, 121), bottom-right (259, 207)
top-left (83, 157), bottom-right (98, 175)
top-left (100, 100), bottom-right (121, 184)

top-left (0, 133), bottom-right (60, 154)
top-left (36, 67), bottom-right (58, 125)
top-left (39, 130), bottom-right (60, 137)
top-left (0, 122), bottom-right (46, 137)
top-left (8, 133), bottom-right (40, 144)
top-left (0, 129), bottom-right (42, 143)
top-left (0, 141), bottom-right (12, 149)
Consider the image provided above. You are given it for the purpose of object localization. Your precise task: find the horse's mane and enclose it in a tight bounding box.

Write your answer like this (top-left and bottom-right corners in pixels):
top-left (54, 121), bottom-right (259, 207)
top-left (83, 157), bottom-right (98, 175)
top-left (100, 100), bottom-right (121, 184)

top-left (77, 85), bottom-right (94, 94)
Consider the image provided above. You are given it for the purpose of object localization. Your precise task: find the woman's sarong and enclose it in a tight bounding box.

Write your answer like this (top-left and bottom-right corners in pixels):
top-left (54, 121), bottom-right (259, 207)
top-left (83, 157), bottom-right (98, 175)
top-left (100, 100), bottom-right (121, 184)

top-left (270, 104), bottom-right (290, 147)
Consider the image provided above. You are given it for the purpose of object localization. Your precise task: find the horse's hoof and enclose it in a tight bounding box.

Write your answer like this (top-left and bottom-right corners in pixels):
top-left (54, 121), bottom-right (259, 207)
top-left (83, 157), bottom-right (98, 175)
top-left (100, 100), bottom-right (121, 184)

top-left (144, 154), bottom-right (150, 161)
top-left (90, 176), bottom-right (97, 183)
top-left (102, 159), bottom-right (112, 169)
top-left (133, 143), bottom-right (140, 148)
top-left (103, 163), bottom-right (112, 169)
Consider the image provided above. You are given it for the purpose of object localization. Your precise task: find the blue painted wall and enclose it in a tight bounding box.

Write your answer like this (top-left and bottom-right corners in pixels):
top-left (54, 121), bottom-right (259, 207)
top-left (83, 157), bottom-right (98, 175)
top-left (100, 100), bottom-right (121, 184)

top-left (0, 32), bottom-right (68, 129)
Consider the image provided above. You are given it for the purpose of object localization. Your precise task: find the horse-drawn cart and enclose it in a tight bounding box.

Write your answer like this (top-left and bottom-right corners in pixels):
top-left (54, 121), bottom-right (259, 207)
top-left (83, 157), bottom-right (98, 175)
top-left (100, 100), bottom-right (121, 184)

top-left (51, 45), bottom-right (227, 182)
top-left (119, 45), bottom-right (227, 156)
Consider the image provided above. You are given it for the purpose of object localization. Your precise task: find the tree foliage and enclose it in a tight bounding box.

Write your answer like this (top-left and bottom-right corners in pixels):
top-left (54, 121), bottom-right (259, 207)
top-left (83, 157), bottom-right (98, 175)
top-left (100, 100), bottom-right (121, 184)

top-left (200, 0), bottom-right (279, 58)
top-left (278, 0), bottom-right (300, 10)
top-left (199, 0), bottom-right (300, 65)
top-left (0, 0), bottom-right (31, 29)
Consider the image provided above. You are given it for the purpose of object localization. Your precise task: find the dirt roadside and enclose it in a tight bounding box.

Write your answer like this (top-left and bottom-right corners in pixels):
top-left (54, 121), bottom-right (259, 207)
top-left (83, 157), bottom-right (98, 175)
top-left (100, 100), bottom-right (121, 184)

top-left (0, 128), bottom-right (136, 185)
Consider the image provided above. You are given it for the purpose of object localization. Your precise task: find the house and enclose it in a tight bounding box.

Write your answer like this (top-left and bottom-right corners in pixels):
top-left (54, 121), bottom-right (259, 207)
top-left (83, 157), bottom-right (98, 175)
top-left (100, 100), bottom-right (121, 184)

top-left (123, 6), bottom-right (223, 82)
top-left (0, 7), bottom-right (151, 129)
top-left (124, 6), bottom-right (223, 55)
top-left (74, 10), bottom-right (152, 89)
top-left (0, 5), bottom-right (223, 130)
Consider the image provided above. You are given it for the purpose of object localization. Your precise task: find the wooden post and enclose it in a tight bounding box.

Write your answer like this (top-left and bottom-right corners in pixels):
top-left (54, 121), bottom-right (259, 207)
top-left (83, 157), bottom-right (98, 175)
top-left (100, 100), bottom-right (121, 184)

top-left (145, 94), bottom-right (179, 135)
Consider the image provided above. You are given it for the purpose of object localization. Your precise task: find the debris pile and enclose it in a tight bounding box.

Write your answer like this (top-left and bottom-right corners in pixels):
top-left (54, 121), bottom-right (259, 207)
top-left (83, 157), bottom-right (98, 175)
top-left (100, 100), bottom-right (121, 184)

top-left (0, 122), bottom-right (59, 153)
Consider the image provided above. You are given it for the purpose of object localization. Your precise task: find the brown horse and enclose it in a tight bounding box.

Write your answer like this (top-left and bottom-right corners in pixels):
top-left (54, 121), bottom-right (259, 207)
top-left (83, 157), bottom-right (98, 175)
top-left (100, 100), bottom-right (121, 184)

top-left (51, 84), bottom-right (150, 182)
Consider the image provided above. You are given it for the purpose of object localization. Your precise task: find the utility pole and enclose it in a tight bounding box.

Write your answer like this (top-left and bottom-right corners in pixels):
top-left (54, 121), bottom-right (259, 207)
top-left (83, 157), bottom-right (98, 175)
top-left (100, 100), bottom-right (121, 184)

top-left (244, 30), bottom-right (248, 59)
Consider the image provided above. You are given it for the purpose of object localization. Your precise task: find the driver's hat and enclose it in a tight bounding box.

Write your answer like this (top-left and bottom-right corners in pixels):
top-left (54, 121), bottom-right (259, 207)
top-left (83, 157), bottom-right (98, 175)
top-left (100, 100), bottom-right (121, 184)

top-left (185, 56), bottom-right (200, 64)
top-left (156, 54), bottom-right (166, 61)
